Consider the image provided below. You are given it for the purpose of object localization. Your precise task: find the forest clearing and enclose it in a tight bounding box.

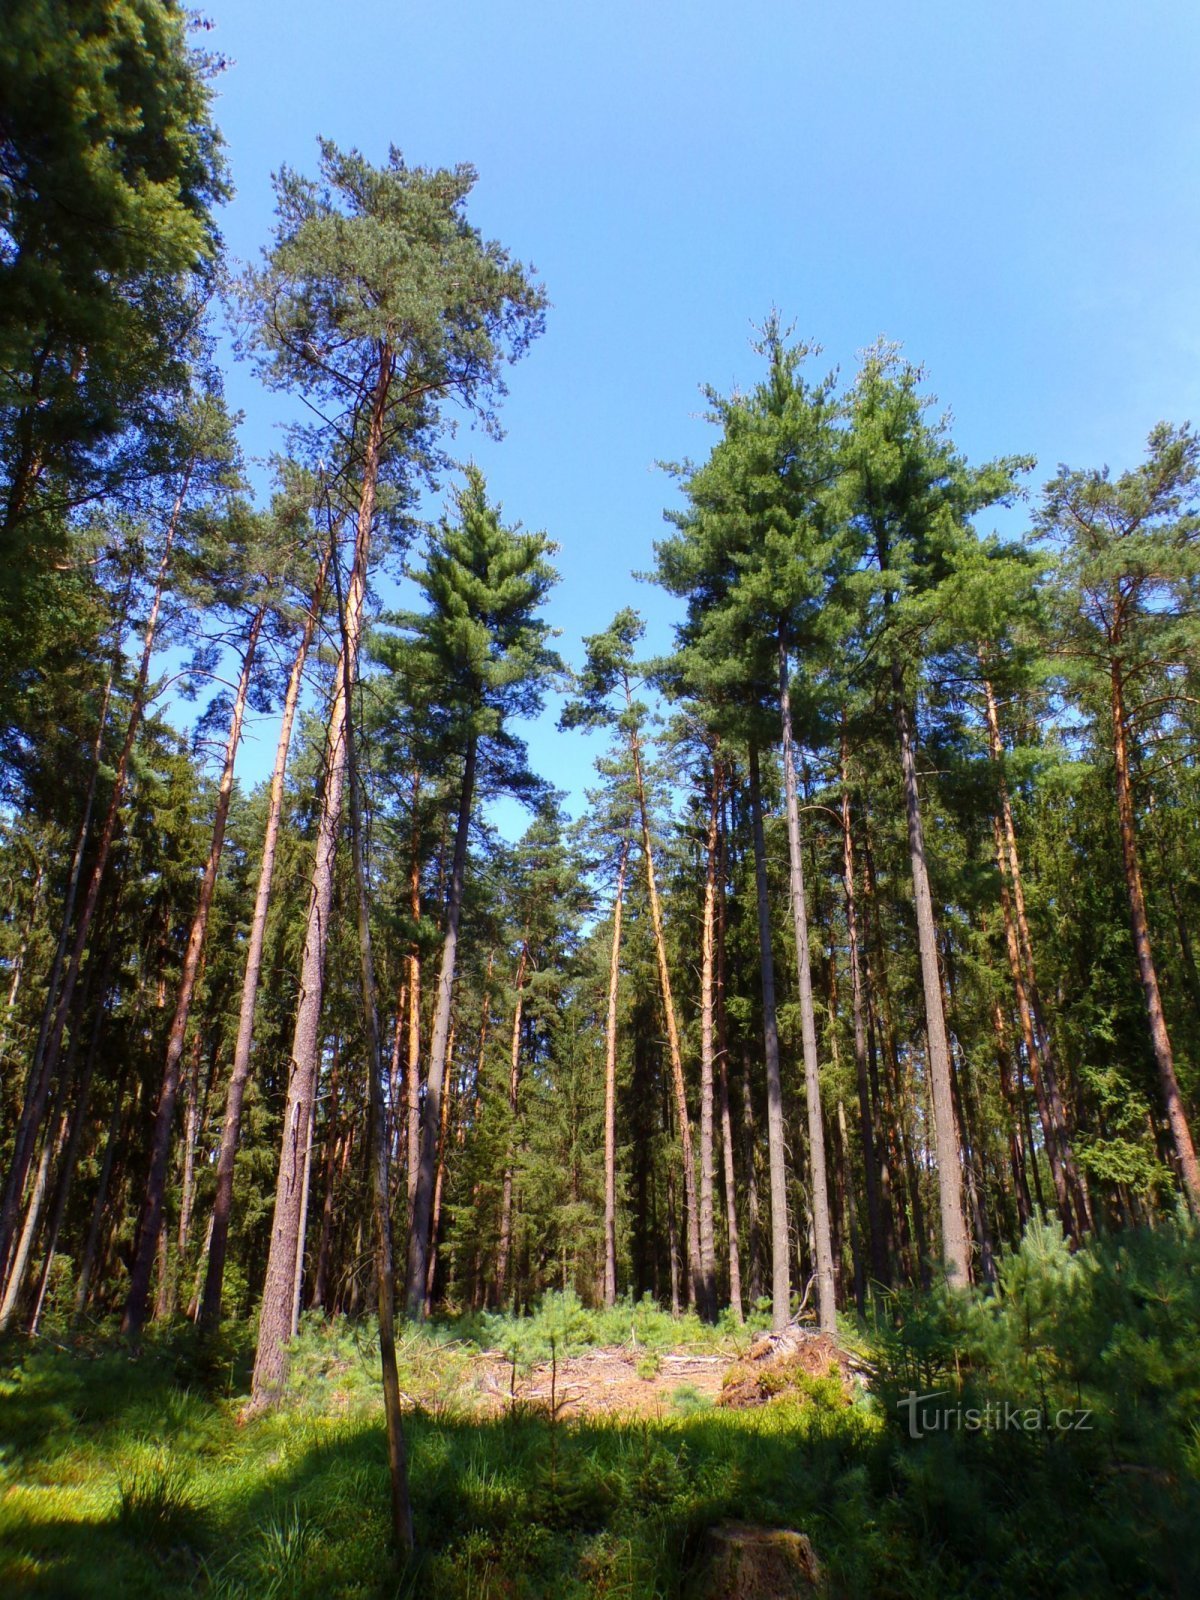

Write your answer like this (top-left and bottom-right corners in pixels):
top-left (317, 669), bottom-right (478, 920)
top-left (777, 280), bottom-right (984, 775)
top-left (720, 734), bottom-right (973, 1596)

top-left (3, 2), bottom-right (1200, 1596)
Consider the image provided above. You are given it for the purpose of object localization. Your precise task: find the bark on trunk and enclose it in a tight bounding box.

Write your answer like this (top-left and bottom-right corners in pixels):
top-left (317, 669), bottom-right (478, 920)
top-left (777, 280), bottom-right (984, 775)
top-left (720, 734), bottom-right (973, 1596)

top-left (341, 577), bottom-right (414, 1551)
top-left (840, 734), bottom-right (887, 1285)
top-left (406, 732), bottom-right (476, 1316)
top-left (983, 674), bottom-right (1088, 1234)
top-left (251, 350), bottom-right (392, 1406)
top-left (627, 688), bottom-right (704, 1310)
top-left (747, 742), bottom-right (791, 1331)
top-left (199, 553), bottom-right (328, 1333)
top-left (602, 837), bottom-right (629, 1307)
top-left (697, 763), bottom-right (721, 1321)
top-left (495, 942), bottom-right (528, 1309)
top-left (1110, 662), bottom-right (1200, 1204)
top-left (715, 795), bottom-right (742, 1321)
top-left (123, 604), bottom-right (265, 1337)
top-left (405, 780), bottom-right (423, 1216)
top-left (778, 638), bottom-right (835, 1333)
top-left (425, 1022), bottom-right (455, 1315)
top-left (892, 668), bottom-right (970, 1285)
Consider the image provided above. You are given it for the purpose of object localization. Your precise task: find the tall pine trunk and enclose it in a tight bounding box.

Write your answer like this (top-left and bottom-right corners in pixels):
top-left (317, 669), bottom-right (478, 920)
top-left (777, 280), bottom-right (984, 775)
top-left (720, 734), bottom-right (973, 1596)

top-left (982, 674), bottom-right (1089, 1233)
top-left (407, 732), bottom-right (476, 1315)
top-left (839, 733), bottom-right (887, 1284)
top-left (251, 350), bottom-right (393, 1405)
top-left (778, 638), bottom-right (835, 1332)
top-left (602, 837), bottom-right (628, 1307)
top-left (123, 603), bottom-right (265, 1337)
top-left (495, 941), bottom-right (528, 1308)
top-left (1110, 661), bottom-right (1200, 1203)
top-left (628, 696), bottom-right (704, 1310)
top-left (405, 792), bottom-right (423, 1219)
top-left (697, 763), bottom-right (720, 1321)
top-left (892, 666), bottom-right (970, 1285)
top-left (747, 742), bottom-right (791, 1330)
top-left (340, 568), bottom-right (414, 1552)
top-left (198, 559), bottom-right (327, 1331)
top-left (715, 797), bottom-right (742, 1321)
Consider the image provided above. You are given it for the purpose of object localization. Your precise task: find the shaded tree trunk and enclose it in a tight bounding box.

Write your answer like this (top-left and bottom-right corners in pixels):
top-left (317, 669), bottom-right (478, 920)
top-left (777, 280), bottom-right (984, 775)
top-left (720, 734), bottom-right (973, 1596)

top-left (840, 733), bottom-right (887, 1285)
top-left (715, 795), bottom-right (742, 1321)
top-left (892, 668), bottom-right (970, 1285)
top-left (1110, 661), bottom-right (1200, 1203)
top-left (778, 637), bottom-right (835, 1333)
top-left (983, 674), bottom-right (1089, 1234)
top-left (123, 602), bottom-right (266, 1337)
top-left (495, 941), bottom-right (528, 1309)
top-left (0, 478), bottom-right (187, 1279)
top-left (627, 690), bottom-right (704, 1309)
top-left (747, 742), bottom-right (791, 1330)
top-left (407, 731), bottom-right (477, 1316)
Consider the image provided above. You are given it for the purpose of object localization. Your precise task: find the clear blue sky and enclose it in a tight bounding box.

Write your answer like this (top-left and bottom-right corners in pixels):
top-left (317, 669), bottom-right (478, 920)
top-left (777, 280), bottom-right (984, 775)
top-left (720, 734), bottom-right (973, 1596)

top-left (198, 0), bottom-right (1200, 830)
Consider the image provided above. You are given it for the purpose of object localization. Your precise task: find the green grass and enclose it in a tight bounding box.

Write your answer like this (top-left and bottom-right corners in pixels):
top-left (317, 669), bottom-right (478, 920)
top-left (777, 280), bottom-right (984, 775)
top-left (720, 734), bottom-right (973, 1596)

top-left (2, 1228), bottom-right (1197, 1597)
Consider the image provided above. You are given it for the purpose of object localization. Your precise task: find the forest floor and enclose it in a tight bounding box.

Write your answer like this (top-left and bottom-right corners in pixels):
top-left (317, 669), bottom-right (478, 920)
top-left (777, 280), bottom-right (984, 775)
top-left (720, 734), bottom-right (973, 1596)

top-left (365, 1327), bottom-right (853, 1421)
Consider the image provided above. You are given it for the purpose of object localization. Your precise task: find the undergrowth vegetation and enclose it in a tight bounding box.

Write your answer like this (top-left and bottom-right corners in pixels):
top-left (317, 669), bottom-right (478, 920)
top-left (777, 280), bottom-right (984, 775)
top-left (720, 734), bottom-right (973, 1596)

top-left (1, 1222), bottom-right (1196, 1598)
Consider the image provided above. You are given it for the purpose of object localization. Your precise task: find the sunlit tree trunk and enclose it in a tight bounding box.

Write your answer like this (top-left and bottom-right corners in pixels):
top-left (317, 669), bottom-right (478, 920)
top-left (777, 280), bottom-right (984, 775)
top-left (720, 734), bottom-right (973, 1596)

top-left (778, 637), bottom-right (835, 1332)
top-left (495, 941), bottom-right (528, 1309)
top-left (892, 667), bottom-right (970, 1285)
top-left (747, 742), bottom-right (791, 1330)
top-left (602, 837), bottom-right (628, 1307)
top-left (626, 691), bottom-right (704, 1310)
top-left (697, 763), bottom-right (720, 1321)
top-left (252, 350), bottom-right (392, 1405)
top-left (714, 794), bottom-right (742, 1321)
top-left (407, 732), bottom-right (476, 1316)
top-left (1110, 659), bottom-right (1200, 1204)
top-left (199, 552), bottom-right (328, 1334)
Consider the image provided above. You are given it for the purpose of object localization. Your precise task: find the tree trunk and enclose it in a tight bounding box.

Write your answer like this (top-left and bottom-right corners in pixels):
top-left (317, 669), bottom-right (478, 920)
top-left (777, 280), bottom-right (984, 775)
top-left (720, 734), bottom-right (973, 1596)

top-left (425, 1021), bottom-right (455, 1315)
top-left (697, 762), bottom-right (720, 1321)
top-left (405, 775), bottom-right (423, 1217)
top-left (778, 638), bottom-right (835, 1333)
top-left (1110, 661), bottom-right (1200, 1204)
top-left (747, 742), bottom-right (791, 1330)
top-left (28, 968), bottom-right (113, 1334)
top-left (341, 570), bottom-right (414, 1552)
top-left (840, 733), bottom-right (887, 1285)
top-left (715, 795), bottom-right (742, 1322)
top-left (991, 999), bottom-right (1032, 1229)
top-left (199, 552), bottom-right (328, 1334)
top-left (627, 689), bottom-right (704, 1311)
top-left (892, 668), bottom-right (970, 1285)
top-left (740, 1042), bottom-right (763, 1304)
top-left (983, 674), bottom-right (1088, 1234)
top-left (495, 941), bottom-right (528, 1309)
top-left (311, 1045), bottom-right (342, 1311)
top-left (251, 349), bottom-right (392, 1406)
top-left (0, 477), bottom-right (187, 1279)
top-left (602, 836), bottom-right (628, 1307)
top-left (123, 603), bottom-right (266, 1337)
top-left (407, 731), bottom-right (476, 1316)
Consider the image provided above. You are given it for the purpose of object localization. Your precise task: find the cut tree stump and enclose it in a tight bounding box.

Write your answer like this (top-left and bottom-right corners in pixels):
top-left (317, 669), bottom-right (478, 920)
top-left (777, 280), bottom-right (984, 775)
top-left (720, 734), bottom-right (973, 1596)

top-left (696, 1523), bottom-right (823, 1598)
